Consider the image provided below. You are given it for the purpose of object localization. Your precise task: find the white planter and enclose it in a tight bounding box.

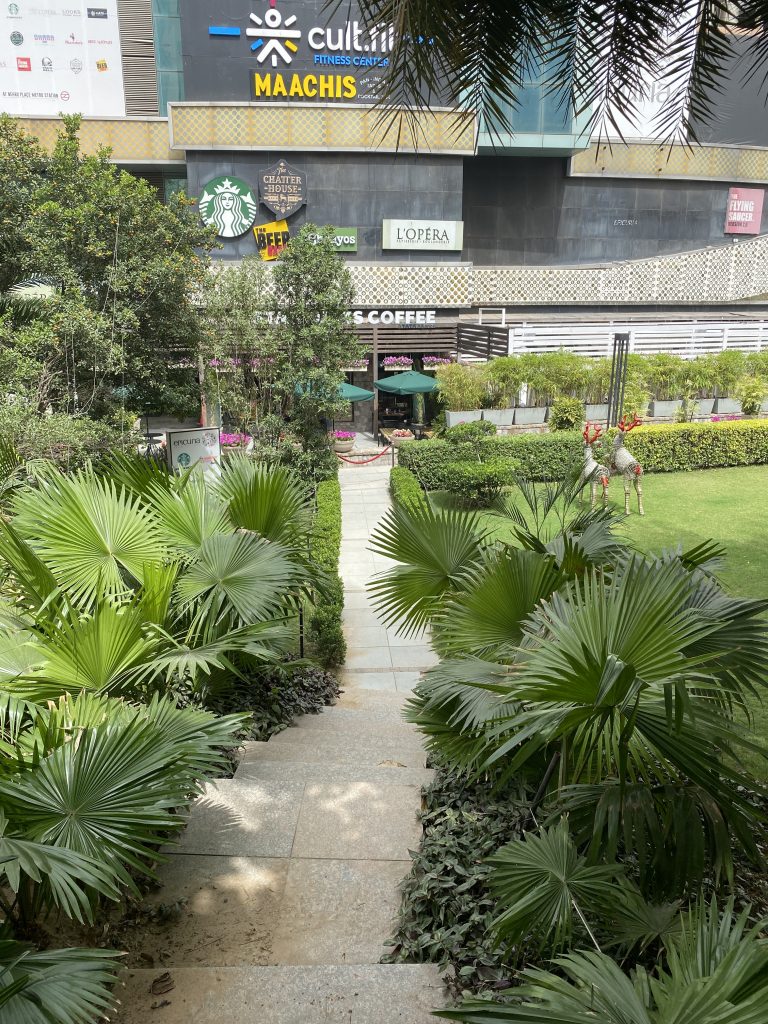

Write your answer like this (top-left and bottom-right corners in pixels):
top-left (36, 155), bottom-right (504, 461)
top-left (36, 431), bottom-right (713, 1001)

top-left (445, 410), bottom-right (482, 427)
top-left (391, 435), bottom-right (414, 448)
top-left (514, 406), bottom-right (548, 425)
top-left (333, 440), bottom-right (355, 453)
top-left (714, 398), bottom-right (742, 415)
top-left (482, 409), bottom-right (515, 426)
top-left (695, 398), bottom-right (716, 416)
top-left (585, 404), bottom-right (609, 421)
top-left (648, 400), bottom-right (682, 418)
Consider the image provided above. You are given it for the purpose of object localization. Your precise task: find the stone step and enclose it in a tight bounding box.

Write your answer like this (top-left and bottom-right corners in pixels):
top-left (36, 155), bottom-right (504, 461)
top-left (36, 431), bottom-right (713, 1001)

top-left (292, 706), bottom-right (417, 730)
top-left (336, 688), bottom-right (412, 713)
top-left (267, 721), bottom-right (424, 748)
top-left (242, 737), bottom-right (427, 769)
top-left (117, 963), bottom-right (444, 1024)
top-left (234, 757), bottom-right (434, 789)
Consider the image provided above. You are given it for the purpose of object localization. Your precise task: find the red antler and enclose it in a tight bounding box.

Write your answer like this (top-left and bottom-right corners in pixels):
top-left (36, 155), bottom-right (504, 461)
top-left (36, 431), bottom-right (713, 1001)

top-left (618, 413), bottom-right (642, 433)
top-left (582, 421), bottom-right (603, 445)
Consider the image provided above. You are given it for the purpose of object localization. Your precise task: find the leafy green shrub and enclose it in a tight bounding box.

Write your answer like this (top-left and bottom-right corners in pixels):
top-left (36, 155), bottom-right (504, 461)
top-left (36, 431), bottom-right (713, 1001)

top-left (644, 352), bottom-right (687, 400)
top-left (548, 396), bottom-right (585, 431)
top-left (445, 420), bottom-right (496, 442)
top-left (485, 357), bottom-right (524, 407)
top-left (714, 350), bottom-right (747, 396)
top-left (445, 458), bottom-right (518, 506)
top-left (735, 375), bottom-right (767, 416)
top-left (307, 476), bottom-right (345, 667)
top-left (435, 362), bottom-right (487, 411)
top-left (0, 407), bottom-right (136, 470)
top-left (399, 433), bottom-right (584, 486)
top-left (618, 420), bottom-right (768, 471)
top-left (390, 466), bottom-right (429, 512)
top-left (400, 421), bottom-right (768, 486)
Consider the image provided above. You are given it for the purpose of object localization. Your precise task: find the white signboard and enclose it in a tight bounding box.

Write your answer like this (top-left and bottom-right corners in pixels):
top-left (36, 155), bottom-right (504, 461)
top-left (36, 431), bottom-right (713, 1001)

top-left (382, 219), bottom-right (464, 251)
top-left (352, 309), bottom-right (437, 325)
top-left (0, 2), bottom-right (126, 117)
top-left (166, 427), bottom-right (221, 476)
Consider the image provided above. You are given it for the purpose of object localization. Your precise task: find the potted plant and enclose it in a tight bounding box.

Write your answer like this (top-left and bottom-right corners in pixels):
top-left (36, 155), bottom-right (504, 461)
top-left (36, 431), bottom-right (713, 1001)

top-left (735, 375), bottom-right (766, 417)
top-left (390, 427), bottom-right (415, 447)
top-left (331, 429), bottom-right (356, 453)
top-left (383, 355), bottom-right (413, 371)
top-left (422, 355), bottom-right (453, 370)
top-left (484, 357), bottom-right (522, 425)
top-left (585, 358), bottom-right (612, 421)
top-left (220, 431), bottom-right (251, 449)
top-left (714, 350), bottom-right (747, 413)
top-left (344, 357), bottom-right (370, 372)
top-left (645, 353), bottom-right (685, 418)
top-left (437, 363), bottom-right (486, 427)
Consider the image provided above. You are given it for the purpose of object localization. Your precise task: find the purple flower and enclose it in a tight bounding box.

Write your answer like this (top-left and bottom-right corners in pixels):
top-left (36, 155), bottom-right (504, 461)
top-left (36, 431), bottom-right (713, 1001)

top-left (220, 432), bottom-right (251, 446)
top-left (332, 430), bottom-right (356, 440)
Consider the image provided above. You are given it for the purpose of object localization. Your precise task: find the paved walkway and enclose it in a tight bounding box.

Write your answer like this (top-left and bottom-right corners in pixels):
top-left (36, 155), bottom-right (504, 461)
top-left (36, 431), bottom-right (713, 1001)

top-left (118, 463), bottom-right (442, 1023)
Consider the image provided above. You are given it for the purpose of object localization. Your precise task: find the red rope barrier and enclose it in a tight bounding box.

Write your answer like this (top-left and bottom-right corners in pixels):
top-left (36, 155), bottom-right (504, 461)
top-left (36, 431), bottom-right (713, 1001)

top-left (336, 446), bottom-right (393, 465)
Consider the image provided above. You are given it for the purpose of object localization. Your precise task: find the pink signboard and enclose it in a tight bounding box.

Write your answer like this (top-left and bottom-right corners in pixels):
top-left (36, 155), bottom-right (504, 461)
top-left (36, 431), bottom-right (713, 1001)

top-left (724, 187), bottom-right (764, 234)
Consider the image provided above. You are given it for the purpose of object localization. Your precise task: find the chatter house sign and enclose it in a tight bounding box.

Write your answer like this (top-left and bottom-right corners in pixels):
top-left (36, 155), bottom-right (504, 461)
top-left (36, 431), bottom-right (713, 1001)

top-left (182, 0), bottom-right (399, 104)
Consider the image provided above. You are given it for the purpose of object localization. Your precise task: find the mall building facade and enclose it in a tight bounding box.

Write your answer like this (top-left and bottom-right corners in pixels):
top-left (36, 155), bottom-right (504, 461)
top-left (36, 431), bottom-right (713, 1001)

top-left (4, 0), bottom-right (768, 331)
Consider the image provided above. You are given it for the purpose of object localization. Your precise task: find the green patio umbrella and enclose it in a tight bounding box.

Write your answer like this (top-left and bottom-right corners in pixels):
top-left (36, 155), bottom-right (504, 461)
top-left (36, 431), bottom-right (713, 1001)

top-left (295, 381), bottom-right (374, 401)
top-left (339, 381), bottom-right (374, 402)
top-left (374, 370), bottom-right (438, 428)
top-left (373, 370), bottom-right (438, 395)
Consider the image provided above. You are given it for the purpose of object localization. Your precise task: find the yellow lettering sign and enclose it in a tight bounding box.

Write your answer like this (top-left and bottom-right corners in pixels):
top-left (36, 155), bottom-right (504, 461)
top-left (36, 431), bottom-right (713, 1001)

top-left (254, 219), bottom-right (290, 261)
top-left (251, 72), bottom-right (357, 100)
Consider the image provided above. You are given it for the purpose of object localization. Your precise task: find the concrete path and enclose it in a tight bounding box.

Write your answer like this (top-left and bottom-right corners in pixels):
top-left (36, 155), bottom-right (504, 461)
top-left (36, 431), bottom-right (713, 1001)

top-left (117, 462), bottom-right (442, 1023)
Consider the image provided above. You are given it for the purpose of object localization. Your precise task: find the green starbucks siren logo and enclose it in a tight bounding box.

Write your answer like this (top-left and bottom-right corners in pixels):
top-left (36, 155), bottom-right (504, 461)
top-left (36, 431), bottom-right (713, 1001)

top-left (198, 176), bottom-right (257, 238)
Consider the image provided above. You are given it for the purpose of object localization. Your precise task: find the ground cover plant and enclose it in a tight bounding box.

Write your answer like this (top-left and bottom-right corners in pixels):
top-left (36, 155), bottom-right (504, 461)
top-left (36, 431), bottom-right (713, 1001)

top-left (0, 447), bottom-right (342, 1021)
top-left (374, 466), bottom-right (768, 1020)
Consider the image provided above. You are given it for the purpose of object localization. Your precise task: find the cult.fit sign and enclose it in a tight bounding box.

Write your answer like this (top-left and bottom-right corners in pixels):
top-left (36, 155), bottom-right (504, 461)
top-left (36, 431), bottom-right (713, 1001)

top-left (382, 220), bottom-right (463, 251)
top-left (724, 187), bottom-right (764, 234)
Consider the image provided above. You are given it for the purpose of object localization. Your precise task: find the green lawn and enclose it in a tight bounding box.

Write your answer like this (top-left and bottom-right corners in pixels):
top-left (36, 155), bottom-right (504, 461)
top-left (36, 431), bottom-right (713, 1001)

top-left (429, 465), bottom-right (768, 774)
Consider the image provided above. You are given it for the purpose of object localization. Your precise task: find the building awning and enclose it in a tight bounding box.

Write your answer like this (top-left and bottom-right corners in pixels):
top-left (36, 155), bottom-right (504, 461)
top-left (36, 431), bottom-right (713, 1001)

top-left (339, 382), bottom-right (374, 402)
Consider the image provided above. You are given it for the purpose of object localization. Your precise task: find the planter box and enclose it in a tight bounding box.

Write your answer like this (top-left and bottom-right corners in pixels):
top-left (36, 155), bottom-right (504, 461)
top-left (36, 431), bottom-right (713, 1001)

top-left (391, 435), bottom-right (414, 448)
top-left (482, 408), bottom-right (515, 427)
top-left (585, 404), bottom-right (609, 421)
top-left (695, 398), bottom-right (716, 416)
top-left (445, 410), bottom-right (483, 427)
top-left (714, 398), bottom-right (742, 415)
top-left (514, 406), bottom-right (548, 425)
top-left (648, 400), bottom-right (682, 418)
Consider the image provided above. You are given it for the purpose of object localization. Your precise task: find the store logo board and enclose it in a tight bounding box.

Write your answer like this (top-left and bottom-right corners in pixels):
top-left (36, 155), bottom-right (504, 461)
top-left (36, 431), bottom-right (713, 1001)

top-left (188, 0), bottom-right (397, 105)
top-left (0, 0), bottom-right (125, 115)
top-left (254, 219), bottom-right (290, 260)
top-left (724, 187), bottom-right (764, 234)
top-left (198, 176), bottom-right (258, 238)
top-left (166, 428), bottom-right (221, 476)
top-left (353, 309), bottom-right (437, 325)
top-left (382, 220), bottom-right (464, 251)
top-left (259, 159), bottom-right (307, 218)
top-left (307, 227), bottom-right (358, 252)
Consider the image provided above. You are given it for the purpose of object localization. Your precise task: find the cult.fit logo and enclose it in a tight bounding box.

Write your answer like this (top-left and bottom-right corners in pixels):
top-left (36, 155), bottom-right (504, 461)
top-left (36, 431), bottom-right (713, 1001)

top-left (247, 0), bottom-right (300, 66)
top-left (209, 0), bottom-right (300, 66)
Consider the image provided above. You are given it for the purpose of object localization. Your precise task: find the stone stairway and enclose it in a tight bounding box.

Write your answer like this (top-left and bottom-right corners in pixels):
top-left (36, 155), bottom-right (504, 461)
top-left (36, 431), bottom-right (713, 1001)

top-left (117, 465), bottom-right (442, 1023)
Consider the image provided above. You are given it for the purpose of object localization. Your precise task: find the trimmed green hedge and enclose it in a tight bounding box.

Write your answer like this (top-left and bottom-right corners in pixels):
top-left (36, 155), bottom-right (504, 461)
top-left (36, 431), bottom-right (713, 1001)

top-left (307, 477), bottom-right (346, 668)
top-left (398, 420), bottom-right (768, 488)
top-left (390, 466), bottom-right (429, 511)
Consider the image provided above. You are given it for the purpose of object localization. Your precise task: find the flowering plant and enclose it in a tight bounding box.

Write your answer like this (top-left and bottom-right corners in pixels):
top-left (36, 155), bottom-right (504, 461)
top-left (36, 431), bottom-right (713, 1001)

top-left (391, 428), bottom-right (414, 438)
top-left (711, 414), bottom-right (743, 422)
top-left (220, 432), bottom-right (251, 447)
top-left (422, 355), bottom-right (452, 367)
top-left (346, 359), bottom-right (370, 370)
top-left (331, 430), bottom-right (356, 440)
top-left (383, 356), bottom-right (413, 369)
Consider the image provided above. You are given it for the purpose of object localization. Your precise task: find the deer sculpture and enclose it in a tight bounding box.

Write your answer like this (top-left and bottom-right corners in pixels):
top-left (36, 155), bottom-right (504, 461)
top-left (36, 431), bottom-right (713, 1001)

top-left (579, 422), bottom-right (611, 509)
top-left (580, 415), bottom-right (645, 516)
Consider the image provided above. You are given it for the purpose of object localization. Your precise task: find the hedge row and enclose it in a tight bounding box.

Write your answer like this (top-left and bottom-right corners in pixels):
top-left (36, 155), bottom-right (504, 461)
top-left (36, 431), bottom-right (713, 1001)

top-left (398, 420), bottom-right (768, 487)
top-left (307, 476), bottom-right (346, 668)
top-left (390, 466), bottom-right (429, 511)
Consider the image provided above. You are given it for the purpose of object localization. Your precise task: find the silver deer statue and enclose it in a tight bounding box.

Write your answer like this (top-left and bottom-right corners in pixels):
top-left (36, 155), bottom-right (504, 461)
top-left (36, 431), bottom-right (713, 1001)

top-left (610, 414), bottom-right (645, 516)
top-left (579, 422), bottom-right (610, 508)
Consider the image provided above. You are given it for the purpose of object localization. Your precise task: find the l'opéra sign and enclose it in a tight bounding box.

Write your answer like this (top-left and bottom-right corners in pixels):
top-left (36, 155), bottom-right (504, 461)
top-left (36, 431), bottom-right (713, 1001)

top-left (382, 220), bottom-right (463, 251)
top-left (254, 219), bottom-right (290, 260)
top-left (352, 309), bottom-right (437, 325)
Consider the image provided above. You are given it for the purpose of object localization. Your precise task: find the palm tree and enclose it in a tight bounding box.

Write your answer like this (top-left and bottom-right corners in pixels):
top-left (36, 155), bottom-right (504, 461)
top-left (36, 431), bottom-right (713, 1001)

top-left (352, 0), bottom-right (766, 141)
top-left (368, 483), bottom-right (768, 894)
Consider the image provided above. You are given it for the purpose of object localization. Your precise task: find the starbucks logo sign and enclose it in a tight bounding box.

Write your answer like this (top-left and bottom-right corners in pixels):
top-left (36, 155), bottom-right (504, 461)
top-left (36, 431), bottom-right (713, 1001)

top-left (10, 30), bottom-right (22, 45)
top-left (198, 176), bottom-right (257, 238)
